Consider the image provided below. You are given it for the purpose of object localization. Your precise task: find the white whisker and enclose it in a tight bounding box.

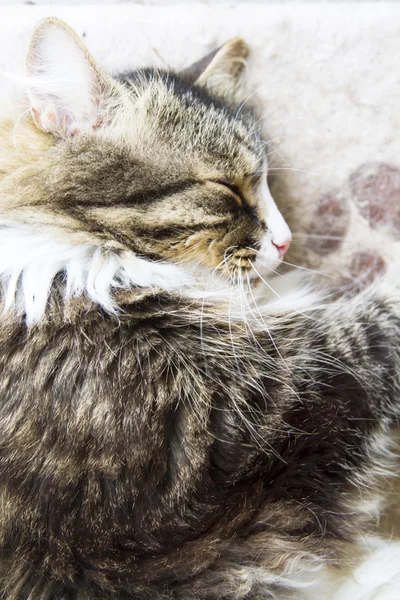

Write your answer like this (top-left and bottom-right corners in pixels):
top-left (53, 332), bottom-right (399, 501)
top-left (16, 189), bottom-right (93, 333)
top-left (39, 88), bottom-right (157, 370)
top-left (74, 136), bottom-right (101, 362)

top-left (244, 271), bottom-right (286, 363)
top-left (279, 259), bottom-right (334, 279)
top-left (292, 233), bottom-right (346, 241)
top-left (250, 261), bottom-right (320, 323)
top-left (234, 84), bottom-right (268, 122)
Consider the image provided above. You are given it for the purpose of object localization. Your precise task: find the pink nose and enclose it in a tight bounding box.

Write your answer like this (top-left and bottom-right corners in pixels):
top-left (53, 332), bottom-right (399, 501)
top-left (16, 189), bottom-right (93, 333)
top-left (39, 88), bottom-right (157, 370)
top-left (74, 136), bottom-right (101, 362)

top-left (272, 240), bottom-right (291, 258)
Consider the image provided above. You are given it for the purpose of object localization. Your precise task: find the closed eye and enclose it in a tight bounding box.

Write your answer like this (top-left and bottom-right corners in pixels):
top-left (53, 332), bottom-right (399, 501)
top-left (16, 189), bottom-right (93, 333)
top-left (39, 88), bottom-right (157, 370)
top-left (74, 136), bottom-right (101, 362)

top-left (214, 179), bottom-right (265, 228)
top-left (216, 179), bottom-right (244, 206)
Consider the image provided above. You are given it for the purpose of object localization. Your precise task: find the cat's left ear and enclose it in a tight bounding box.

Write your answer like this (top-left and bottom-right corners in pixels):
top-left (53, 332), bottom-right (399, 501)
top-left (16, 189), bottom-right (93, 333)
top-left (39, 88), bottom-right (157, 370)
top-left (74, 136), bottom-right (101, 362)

top-left (182, 38), bottom-right (249, 101)
top-left (25, 18), bottom-right (117, 138)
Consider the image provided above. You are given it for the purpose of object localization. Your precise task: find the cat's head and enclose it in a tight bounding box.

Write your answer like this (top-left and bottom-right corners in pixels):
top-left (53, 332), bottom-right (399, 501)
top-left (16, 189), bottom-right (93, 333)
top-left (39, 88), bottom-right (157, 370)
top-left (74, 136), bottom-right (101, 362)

top-left (0, 18), bottom-right (292, 321)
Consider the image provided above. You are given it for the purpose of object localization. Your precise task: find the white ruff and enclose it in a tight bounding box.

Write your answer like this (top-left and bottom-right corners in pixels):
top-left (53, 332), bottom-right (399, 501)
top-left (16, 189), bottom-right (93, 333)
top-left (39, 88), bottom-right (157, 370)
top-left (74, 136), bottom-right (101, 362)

top-left (304, 538), bottom-right (400, 600)
top-left (0, 226), bottom-right (193, 325)
top-left (0, 227), bottom-right (319, 327)
top-left (333, 540), bottom-right (400, 600)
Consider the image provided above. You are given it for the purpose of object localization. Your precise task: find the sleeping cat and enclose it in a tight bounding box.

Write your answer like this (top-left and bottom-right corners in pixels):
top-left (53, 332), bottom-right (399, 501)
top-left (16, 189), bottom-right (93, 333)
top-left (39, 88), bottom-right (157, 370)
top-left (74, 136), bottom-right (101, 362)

top-left (0, 17), bottom-right (399, 600)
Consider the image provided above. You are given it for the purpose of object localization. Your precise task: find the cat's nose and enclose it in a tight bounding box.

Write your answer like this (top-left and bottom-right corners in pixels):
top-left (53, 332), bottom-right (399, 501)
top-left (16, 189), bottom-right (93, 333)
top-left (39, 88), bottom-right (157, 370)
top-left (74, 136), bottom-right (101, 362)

top-left (272, 239), bottom-right (291, 257)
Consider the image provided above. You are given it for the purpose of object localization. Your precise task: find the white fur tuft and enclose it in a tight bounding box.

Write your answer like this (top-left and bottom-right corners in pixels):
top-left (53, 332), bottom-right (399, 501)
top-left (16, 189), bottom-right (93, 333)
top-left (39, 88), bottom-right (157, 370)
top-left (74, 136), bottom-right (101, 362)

top-left (332, 539), bottom-right (400, 600)
top-left (0, 226), bottom-right (192, 325)
top-left (0, 222), bottom-right (328, 327)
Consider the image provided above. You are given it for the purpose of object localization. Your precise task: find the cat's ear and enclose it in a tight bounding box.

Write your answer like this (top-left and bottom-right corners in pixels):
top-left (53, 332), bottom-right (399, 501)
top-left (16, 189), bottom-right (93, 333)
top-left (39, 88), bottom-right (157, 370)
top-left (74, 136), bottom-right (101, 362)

top-left (182, 38), bottom-right (249, 101)
top-left (25, 18), bottom-right (116, 137)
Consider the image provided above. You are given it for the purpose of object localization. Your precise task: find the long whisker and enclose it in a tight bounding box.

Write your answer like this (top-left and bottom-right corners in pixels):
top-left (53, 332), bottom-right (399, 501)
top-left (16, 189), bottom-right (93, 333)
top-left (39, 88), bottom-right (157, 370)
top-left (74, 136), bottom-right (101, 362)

top-left (267, 166), bottom-right (311, 174)
top-left (250, 261), bottom-right (320, 323)
top-left (245, 103), bottom-right (290, 140)
top-left (244, 271), bottom-right (287, 363)
top-left (278, 259), bottom-right (334, 278)
top-left (234, 84), bottom-right (269, 122)
top-left (291, 233), bottom-right (346, 241)
top-left (228, 281), bottom-right (243, 376)
top-left (199, 254), bottom-right (230, 374)
top-left (263, 146), bottom-right (289, 161)
top-left (232, 272), bottom-right (303, 456)
top-left (228, 270), bottom-right (290, 461)
top-left (256, 139), bottom-right (288, 165)
top-left (246, 252), bottom-right (289, 280)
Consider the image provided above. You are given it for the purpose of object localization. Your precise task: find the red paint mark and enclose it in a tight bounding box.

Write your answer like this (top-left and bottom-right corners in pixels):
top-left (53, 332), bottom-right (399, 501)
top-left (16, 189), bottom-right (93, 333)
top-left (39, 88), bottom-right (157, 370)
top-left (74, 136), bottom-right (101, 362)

top-left (349, 162), bottom-right (400, 238)
top-left (307, 192), bottom-right (350, 254)
top-left (348, 250), bottom-right (386, 289)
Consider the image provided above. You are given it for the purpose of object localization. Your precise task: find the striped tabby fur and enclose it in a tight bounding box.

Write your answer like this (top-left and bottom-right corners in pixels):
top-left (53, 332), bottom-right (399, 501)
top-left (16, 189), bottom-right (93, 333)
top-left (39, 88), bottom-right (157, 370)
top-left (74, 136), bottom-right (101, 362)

top-left (0, 17), bottom-right (398, 600)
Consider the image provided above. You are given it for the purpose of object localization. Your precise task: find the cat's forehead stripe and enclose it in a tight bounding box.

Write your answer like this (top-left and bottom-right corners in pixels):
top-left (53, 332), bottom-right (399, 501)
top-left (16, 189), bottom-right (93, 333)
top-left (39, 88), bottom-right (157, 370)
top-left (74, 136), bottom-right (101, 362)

top-left (80, 180), bottom-right (199, 209)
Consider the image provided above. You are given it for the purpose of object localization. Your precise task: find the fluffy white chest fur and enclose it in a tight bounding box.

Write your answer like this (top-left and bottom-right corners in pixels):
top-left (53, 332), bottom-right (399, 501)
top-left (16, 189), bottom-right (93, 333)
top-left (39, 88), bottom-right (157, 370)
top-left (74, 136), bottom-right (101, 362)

top-left (0, 226), bottom-right (193, 324)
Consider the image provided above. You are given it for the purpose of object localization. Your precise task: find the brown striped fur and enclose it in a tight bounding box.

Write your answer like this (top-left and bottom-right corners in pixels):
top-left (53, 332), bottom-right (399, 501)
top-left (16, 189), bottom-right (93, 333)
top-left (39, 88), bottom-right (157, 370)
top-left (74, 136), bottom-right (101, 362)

top-left (0, 18), bottom-right (399, 600)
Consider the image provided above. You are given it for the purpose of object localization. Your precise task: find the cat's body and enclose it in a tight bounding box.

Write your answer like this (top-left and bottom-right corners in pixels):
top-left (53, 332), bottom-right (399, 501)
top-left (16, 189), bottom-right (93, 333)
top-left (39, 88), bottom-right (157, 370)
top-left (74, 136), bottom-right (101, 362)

top-left (0, 18), bottom-right (399, 600)
top-left (1, 281), bottom-right (400, 600)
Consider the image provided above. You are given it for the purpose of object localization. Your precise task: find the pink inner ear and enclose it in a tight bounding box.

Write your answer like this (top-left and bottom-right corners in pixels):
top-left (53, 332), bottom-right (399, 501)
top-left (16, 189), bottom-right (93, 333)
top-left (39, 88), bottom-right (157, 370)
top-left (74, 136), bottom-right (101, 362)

top-left (31, 103), bottom-right (97, 138)
top-left (26, 23), bottom-right (104, 138)
top-left (31, 106), bottom-right (58, 134)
